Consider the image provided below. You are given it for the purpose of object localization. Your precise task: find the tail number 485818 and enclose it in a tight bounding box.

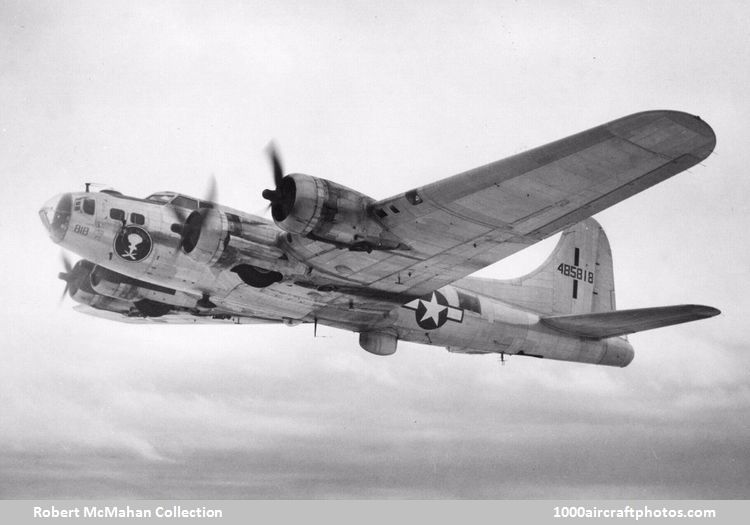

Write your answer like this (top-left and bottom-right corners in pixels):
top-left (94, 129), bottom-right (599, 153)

top-left (557, 263), bottom-right (594, 284)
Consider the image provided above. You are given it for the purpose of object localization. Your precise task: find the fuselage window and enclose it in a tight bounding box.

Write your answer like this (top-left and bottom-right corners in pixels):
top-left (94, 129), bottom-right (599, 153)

top-left (130, 212), bottom-right (145, 225)
top-left (109, 208), bottom-right (125, 221)
top-left (82, 198), bottom-right (96, 215)
top-left (457, 291), bottom-right (482, 314)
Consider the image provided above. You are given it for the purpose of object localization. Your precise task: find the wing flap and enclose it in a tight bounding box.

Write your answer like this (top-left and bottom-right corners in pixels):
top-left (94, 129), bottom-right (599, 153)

top-left (540, 305), bottom-right (720, 339)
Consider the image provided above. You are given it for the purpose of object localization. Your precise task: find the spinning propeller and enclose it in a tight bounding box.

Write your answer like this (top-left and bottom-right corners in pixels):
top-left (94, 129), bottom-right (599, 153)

top-left (57, 253), bottom-right (94, 303)
top-left (58, 253), bottom-right (74, 302)
top-left (169, 175), bottom-right (217, 252)
top-left (262, 143), bottom-right (295, 222)
top-left (170, 144), bottom-right (292, 253)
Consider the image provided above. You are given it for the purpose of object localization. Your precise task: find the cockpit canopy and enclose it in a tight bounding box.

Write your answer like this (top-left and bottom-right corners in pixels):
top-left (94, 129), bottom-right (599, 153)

top-left (144, 192), bottom-right (213, 209)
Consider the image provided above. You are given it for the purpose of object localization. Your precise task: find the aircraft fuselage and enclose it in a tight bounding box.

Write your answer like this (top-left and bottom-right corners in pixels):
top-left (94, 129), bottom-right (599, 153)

top-left (40, 187), bottom-right (633, 367)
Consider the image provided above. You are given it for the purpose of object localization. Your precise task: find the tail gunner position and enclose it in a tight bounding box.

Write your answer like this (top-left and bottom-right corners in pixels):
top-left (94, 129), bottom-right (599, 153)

top-left (40, 111), bottom-right (720, 367)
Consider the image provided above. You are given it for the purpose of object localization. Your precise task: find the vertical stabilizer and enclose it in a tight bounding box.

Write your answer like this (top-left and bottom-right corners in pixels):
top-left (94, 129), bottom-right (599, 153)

top-left (456, 219), bottom-right (616, 315)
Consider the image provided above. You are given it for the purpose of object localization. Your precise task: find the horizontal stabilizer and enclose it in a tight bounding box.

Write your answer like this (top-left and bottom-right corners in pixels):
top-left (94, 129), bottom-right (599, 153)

top-left (540, 305), bottom-right (720, 339)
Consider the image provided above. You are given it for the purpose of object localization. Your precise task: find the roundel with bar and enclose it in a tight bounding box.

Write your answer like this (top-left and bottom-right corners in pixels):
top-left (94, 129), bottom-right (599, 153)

top-left (403, 290), bottom-right (464, 330)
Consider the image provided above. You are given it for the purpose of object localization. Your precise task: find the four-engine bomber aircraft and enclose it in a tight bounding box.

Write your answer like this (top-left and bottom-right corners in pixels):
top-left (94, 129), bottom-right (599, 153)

top-left (40, 110), bottom-right (720, 367)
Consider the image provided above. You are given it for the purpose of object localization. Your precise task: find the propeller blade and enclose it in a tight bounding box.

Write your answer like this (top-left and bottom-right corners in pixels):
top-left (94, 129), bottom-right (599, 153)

top-left (168, 206), bottom-right (189, 253)
top-left (168, 203), bottom-right (189, 226)
top-left (204, 174), bottom-right (218, 204)
top-left (261, 142), bottom-right (297, 222)
top-left (61, 252), bottom-right (72, 274)
top-left (249, 202), bottom-right (272, 217)
top-left (58, 253), bottom-right (74, 304)
top-left (59, 282), bottom-right (70, 304)
top-left (266, 142), bottom-right (284, 188)
top-left (262, 142), bottom-right (288, 212)
top-left (170, 174), bottom-right (219, 254)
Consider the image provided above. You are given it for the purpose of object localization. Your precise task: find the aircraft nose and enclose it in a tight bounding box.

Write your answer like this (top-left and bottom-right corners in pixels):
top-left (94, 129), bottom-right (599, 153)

top-left (39, 193), bottom-right (72, 243)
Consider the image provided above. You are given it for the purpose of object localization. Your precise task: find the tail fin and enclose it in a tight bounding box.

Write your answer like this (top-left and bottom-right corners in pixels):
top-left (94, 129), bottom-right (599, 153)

top-left (457, 218), bottom-right (615, 315)
top-left (457, 218), bottom-right (721, 338)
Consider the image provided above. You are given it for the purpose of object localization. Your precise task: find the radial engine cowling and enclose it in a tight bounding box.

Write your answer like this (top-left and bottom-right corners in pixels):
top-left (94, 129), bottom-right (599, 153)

top-left (62, 260), bottom-right (131, 313)
top-left (89, 265), bottom-right (194, 310)
top-left (179, 207), bottom-right (294, 271)
top-left (268, 174), bottom-right (402, 251)
top-left (181, 207), bottom-right (230, 266)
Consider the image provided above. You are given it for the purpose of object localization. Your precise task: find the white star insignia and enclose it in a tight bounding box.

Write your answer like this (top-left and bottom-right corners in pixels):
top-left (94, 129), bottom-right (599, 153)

top-left (419, 292), bottom-right (447, 325)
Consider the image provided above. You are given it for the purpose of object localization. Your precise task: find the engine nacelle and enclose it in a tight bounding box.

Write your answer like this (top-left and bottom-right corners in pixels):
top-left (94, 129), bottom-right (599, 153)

top-left (270, 174), bottom-right (402, 251)
top-left (64, 261), bottom-right (182, 318)
top-left (181, 208), bottom-right (230, 266)
top-left (63, 260), bottom-right (133, 314)
top-left (69, 286), bottom-right (133, 314)
top-left (180, 208), bottom-right (304, 276)
top-left (89, 265), bottom-right (194, 310)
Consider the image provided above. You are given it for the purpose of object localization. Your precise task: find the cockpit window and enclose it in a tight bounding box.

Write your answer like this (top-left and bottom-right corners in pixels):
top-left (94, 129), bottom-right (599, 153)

top-left (82, 198), bottom-right (96, 215)
top-left (171, 195), bottom-right (198, 210)
top-left (145, 192), bottom-right (203, 209)
top-left (145, 193), bottom-right (175, 204)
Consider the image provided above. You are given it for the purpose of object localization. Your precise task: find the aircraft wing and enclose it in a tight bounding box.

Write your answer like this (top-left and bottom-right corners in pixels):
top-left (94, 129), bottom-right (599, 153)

top-left (358, 110), bottom-right (715, 296)
top-left (71, 305), bottom-right (280, 325)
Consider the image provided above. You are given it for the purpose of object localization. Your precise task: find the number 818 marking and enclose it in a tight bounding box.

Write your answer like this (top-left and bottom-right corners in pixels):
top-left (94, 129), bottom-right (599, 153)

top-left (73, 224), bottom-right (89, 236)
top-left (557, 263), bottom-right (594, 283)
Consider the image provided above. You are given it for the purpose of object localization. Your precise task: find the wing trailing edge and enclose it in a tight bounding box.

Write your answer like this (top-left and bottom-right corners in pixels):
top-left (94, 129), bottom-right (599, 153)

top-left (540, 305), bottom-right (720, 339)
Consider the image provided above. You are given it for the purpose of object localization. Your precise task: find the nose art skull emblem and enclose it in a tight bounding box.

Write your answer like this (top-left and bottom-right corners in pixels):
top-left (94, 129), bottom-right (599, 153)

top-left (114, 225), bottom-right (152, 262)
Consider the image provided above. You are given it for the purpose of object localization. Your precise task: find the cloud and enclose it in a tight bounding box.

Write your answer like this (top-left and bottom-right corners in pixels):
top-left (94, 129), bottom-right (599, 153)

top-left (2, 319), bottom-right (749, 498)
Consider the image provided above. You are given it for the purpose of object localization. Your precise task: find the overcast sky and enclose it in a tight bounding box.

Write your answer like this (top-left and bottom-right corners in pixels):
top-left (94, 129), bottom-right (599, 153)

top-left (1, 0), bottom-right (749, 498)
